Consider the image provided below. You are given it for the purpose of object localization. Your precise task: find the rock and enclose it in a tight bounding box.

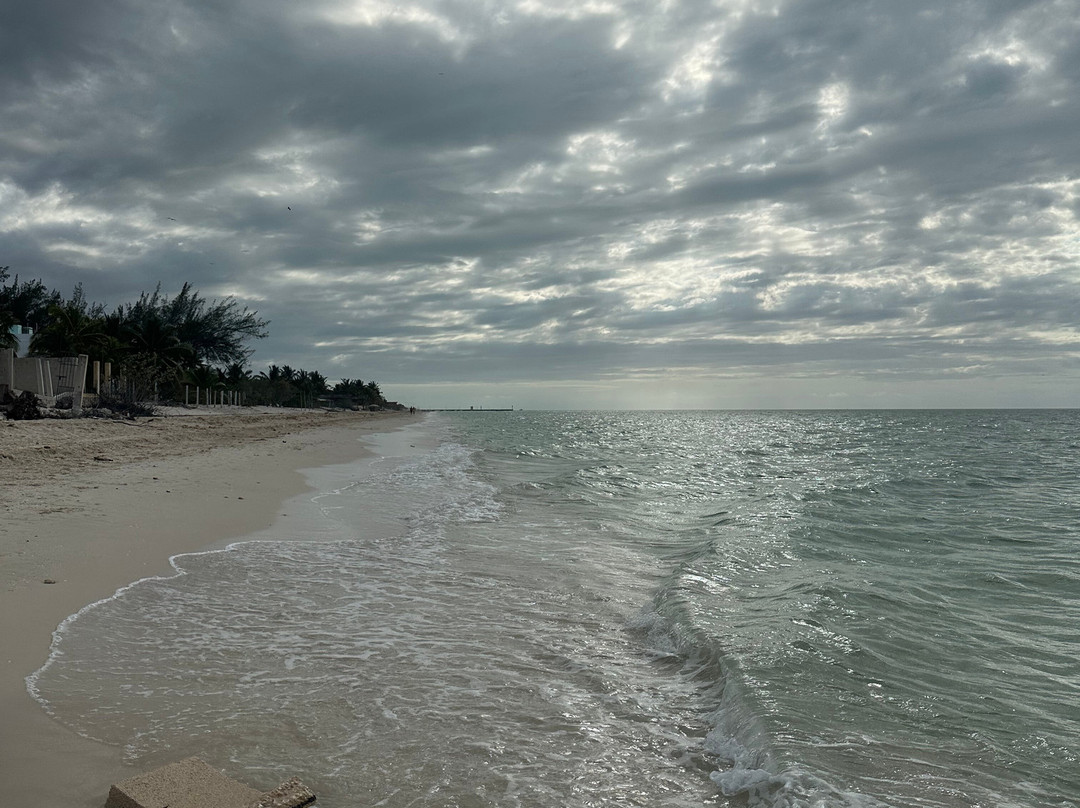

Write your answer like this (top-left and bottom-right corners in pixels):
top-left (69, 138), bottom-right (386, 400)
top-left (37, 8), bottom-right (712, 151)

top-left (248, 777), bottom-right (316, 808)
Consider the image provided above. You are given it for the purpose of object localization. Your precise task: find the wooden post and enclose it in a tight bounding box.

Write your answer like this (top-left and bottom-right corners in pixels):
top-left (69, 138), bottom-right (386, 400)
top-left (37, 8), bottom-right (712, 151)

top-left (0, 348), bottom-right (13, 394)
top-left (93, 361), bottom-right (101, 394)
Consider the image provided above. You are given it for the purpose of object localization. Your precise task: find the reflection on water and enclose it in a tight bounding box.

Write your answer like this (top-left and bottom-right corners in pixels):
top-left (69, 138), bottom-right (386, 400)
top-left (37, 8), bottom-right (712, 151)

top-left (30, 411), bottom-right (1080, 808)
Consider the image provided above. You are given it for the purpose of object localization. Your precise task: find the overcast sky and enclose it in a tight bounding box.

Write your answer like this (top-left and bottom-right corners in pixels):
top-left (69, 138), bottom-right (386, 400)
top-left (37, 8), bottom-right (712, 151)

top-left (2, 0), bottom-right (1079, 408)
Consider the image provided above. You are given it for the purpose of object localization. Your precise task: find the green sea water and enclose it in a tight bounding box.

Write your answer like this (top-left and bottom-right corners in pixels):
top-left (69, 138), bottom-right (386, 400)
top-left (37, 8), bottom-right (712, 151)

top-left (30, 410), bottom-right (1080, 807)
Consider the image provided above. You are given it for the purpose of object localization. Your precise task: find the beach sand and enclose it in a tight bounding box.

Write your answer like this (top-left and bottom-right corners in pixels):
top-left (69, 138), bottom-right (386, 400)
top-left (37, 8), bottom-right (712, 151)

top-left (0, 408), bottom-right (415, 806)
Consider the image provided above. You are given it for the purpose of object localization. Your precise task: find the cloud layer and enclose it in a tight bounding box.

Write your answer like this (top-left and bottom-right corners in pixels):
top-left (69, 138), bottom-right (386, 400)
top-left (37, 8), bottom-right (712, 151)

top-left (3, 0), bottom-right (1080, 407)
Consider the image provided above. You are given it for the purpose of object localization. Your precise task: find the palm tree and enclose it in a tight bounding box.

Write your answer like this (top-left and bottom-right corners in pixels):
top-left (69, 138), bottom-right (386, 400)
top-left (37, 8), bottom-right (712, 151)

top-left (291, 369), bottom-right (329, 408)
top-left (253, 363), bottom-right (296, 406)
top-left (123, 313), bottom-right (195, 371)
top-left (29, 293), bottom-right (108, 357)
top-left (327, 377), bottom-right (384, 407)
top-left (257, 364), bottom-right (282, 383)
top-left (184, 365), bottom-right (225, 405)
top-left (185, 365), bottom-right (223, 387)
top-left (224, 362), bottom-right (251, 387)
top-left (306, 370), bottom-right (328, 396)
top-left (0, 306), bottom-right (18, 351)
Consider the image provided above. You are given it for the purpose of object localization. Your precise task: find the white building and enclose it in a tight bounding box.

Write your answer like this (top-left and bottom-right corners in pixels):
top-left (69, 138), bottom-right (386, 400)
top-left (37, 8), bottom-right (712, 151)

top-left (6, 325), bottom-right (33, 356)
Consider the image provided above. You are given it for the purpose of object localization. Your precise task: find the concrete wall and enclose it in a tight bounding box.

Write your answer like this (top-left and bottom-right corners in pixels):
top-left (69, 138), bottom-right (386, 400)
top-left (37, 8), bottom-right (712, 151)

top-left (12, 356), bottom-right (49, 398)
top-left (2, 352), bottom-right (88, 411)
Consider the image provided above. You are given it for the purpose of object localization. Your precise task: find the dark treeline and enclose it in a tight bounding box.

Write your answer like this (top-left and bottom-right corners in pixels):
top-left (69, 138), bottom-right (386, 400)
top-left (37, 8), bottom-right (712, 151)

top-left (0, 268), bottom-right (393, 410)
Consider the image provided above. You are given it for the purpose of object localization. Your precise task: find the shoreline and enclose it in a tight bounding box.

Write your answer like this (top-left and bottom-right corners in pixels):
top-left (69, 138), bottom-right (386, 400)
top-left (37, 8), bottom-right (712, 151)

top-left (0, 410), bottom-right (416, 807)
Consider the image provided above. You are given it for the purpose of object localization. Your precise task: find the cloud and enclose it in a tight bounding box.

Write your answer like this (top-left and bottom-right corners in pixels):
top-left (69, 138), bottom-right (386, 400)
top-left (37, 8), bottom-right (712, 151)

top-left (2, 0), bottom-right (1080, 407)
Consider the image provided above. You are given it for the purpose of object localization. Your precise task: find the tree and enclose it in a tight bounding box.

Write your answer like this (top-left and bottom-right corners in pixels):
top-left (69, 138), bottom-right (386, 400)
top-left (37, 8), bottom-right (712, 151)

top-left (115, 282), bottom-right (268, 368)
top-left (0, 272), bottom-right (400, 409)
top-left (329, 376), bottom-right (385, 408)
top-left (1, 267), bottom-right (60, 352)
top-left (29, 286), bottom-right (108, 357)
top-left (223, 362), bottom-right (251, 386)
top-left (293, 369), bottom-right (328, 407)
top-left (0, 311), bottom-right (17, 351)
top-left (0, 267), bottom-right (59, 331)
top-left (121, 312), bottom-right (195, 371)
top-left (304, 369), bottom-right (328, 396)
top-left (168, 283), bottom-right (268, 366)
top-left (258, 364), bottom-right (282, 383)
top-left (252, 363), bottom-right (295, 406)
top-left (0, 272), bottom-right (16, 350)
top-left (184, 365), bottom-right (224, 391)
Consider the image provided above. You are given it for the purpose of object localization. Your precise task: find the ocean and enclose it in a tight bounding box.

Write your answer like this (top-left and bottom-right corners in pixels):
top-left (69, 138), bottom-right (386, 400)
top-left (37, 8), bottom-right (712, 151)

top-left (28, 410), bottom-right (1080, 807)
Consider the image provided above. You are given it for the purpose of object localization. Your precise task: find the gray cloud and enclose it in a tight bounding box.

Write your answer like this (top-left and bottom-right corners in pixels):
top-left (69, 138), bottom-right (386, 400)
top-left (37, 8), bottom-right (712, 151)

top-left (3, 0), bottom-right (1080, 407)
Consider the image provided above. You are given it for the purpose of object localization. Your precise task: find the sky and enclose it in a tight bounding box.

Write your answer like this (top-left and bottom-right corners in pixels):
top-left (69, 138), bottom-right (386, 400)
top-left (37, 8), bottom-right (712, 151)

top-left (2, 0), bottom-right (1080, 409)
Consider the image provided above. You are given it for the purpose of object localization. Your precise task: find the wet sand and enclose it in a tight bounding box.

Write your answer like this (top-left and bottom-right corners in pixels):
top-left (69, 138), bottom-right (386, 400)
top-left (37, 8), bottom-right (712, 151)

top-left (0, 409), bottom-right (415, 806)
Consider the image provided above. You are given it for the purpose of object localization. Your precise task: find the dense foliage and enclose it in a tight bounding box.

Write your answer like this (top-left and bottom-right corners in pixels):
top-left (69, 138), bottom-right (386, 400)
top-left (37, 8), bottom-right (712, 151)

top-left (0, 267), bottom-right (59, 350)
top-left (1, 269), bottom-right (393, 410)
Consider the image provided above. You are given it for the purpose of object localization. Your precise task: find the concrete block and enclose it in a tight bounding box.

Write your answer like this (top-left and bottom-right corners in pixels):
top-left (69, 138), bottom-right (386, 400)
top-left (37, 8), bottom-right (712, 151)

top-left (103, 758), bottom-right (318, 808)
top-left (104, 757), bottom-right (261, 808)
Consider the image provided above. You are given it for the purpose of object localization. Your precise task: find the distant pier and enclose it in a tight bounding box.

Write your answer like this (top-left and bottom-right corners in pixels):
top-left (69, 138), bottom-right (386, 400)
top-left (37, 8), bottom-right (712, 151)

top-left (424, 408), bottom-right (515, 412)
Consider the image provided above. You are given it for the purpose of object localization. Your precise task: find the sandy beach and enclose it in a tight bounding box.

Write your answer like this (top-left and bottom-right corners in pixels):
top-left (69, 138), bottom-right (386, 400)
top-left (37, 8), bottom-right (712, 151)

top-left (0, 408), bottom-right (415, 807)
